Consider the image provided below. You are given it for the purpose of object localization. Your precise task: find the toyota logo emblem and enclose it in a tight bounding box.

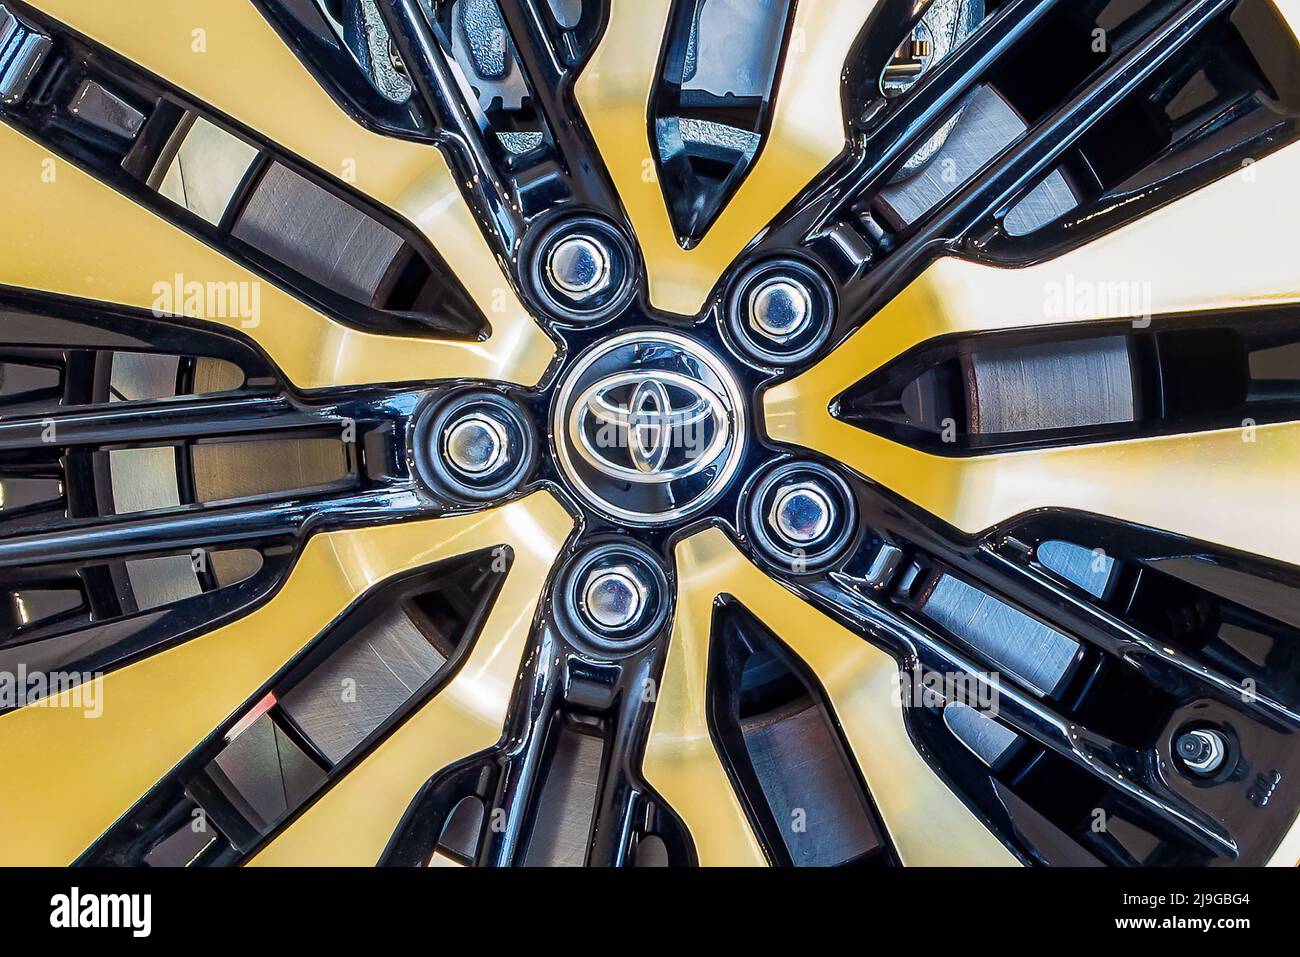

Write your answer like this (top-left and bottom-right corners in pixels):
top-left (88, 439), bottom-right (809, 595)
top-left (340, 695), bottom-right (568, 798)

top-left (552, 331), bottom-right (746, 524)
top-left (570, 371), bottom-right (730, 483)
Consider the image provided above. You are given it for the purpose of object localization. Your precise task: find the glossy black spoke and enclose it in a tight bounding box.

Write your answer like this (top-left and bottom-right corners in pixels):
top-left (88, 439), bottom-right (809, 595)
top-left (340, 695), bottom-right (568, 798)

top-left (0, 556), bottom-right (289, 691)
top-left (496, 0), bottom-right (623, 215)
top-left (375, 0), bottom-right (529, 250)
top-left (476, 620), bottom-right (679, 867)
top-left (792, 571), bottom-right (1238, 859)
top-left (0, 394), bottom-right (326, 453)
top-left (456, 549), bottom-right (685, 867)
top-left (0, 486), bottom-right (422, 571)
top-left (835, 0), bottom-right (1232, 327)
top-left (832, 0), bottom-right (1060, 234)
top-left (747, 0), bottom-right (1235, 350)
top-left (752, 0), bottom-right (1061, 260)
top-left (582, 649), bottom-right (671, 867)
top-left (834, 469), bottom-right (1300, 730)
top-left (475, 619), bottom-right (564, 866)
top-left (0, 290), bottom-right (278, 377)
top-left (971, 544), bottom-right (1300, 728)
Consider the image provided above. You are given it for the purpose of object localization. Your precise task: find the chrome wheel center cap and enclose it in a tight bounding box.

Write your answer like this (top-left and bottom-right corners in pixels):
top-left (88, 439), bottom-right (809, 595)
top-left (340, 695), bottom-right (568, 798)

top-left (553, 331), bottom-right (746, 524)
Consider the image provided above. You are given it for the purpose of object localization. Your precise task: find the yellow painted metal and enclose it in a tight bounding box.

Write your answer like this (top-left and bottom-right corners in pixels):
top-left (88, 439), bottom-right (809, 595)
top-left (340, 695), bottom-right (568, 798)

top-left (18, 0), bottom-right (554, 388)
top-left (250, 500), bottom-right (571, 866)
top-left (642, 531), bottom-right (768, 866)
top-left (0, 493), bottom-right (571, 865)
top-left (644, 527), bottom-right (1019, 866)
top-left (8, 0), bottom-right (1299, 871)
top-left (766, 142), bottom-right (1300, 566)
top-left (577, 0), bottom-right (878, 316)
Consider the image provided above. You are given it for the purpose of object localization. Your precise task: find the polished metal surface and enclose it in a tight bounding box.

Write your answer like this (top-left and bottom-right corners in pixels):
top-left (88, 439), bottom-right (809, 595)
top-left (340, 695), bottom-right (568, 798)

top-left (522, 728), bottom-right (604, 866)
top-left (553, 331), bottom-right (746, 523)
top-left (748, 276), bottom-right (811, 342)
top-left (581, 564), bottom-right (647, 631)
top-left (879, 84), bottom-right (1077, 231)
top-left (443, 412), bottom-right (508, 476)
top-left (922, 573), bottom-right (1078, 697)
top-left (546, 234), bottom-right (611, 298)
top-left (742, 700), bottom-right (885, 866)
top-left (1177, 729), bottom-right (1227, 775)
top-left (965, 336), bottom-right (1135, 434)
top-left (279, 603), bottom-right (447, 764)
top-left (768, 481), bottom-right (833, 544)
top-left (571, 370), bottom-right (728, 482)
top-left (230, 161), bottom-right (406, 305)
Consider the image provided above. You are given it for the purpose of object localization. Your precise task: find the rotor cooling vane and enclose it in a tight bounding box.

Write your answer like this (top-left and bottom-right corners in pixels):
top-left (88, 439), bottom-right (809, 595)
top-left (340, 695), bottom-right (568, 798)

top-left (0, 0), bottom-right (1299, 870)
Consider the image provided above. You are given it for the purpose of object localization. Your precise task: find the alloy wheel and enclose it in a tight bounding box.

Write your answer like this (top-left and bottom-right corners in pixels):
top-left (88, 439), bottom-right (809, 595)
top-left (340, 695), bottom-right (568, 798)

top-left (1, 0), bottom-right (1299, 867)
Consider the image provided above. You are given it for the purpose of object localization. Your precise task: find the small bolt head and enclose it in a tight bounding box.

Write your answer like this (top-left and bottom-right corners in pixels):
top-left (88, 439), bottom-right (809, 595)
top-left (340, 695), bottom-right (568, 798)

top-left (546, 234), bottom-right (610, 298)
top-left (443, 413), bottom-right (508, 477)
top-left (581, 564), bottom-right (647, 631)
top-left (768, 482), bottom-right (833, 545)
top-left (1176, 728), bottom-right (1227, 775)
top-left (748, 277), bottom-right (812, 342)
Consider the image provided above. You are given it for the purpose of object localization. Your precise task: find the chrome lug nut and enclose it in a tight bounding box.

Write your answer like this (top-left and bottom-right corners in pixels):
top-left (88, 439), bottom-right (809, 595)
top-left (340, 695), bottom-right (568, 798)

top-left (581, 563), bottom-right (648, 632)
top-left (1175, 728), bottom-right (1227, 776)
top-left (768, 481), bottom-right (834, 545)
top-left (748, 276), bottom-right (812, 342)
top-left (546, 234), bottom-right (610, 299)
top-left (443, 412), bottom-right (508, 477)
top-left (728, 261), bottom-right (832, 366)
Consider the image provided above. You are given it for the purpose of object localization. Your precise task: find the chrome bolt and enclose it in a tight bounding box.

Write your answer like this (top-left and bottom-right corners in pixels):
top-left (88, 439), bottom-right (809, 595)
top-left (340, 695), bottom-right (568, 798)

top-left (581, 564), bottom-right (647, 631)
top-left (769, 481), bottom-right (834, 545)
top-left (443, 412), bottom-right (508, 477)
top-left (1176, 728), bottom-right (1227, 776)
top-left (546, 234), bottom-right (610, 299)
top-left (880, 20), bottom-right (936, 97)
top-left (748, 276), bottom-right (812, 342)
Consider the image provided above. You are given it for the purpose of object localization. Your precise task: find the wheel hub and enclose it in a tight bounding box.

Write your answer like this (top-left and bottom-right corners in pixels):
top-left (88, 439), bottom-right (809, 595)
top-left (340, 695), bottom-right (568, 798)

top-left (551, 329), bottom-right (747, 525)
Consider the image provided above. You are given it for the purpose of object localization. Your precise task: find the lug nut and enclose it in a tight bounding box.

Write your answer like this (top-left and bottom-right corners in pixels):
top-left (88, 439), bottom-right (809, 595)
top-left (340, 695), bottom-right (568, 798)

top-left (769, 481), bottom-right (833, 546)
top-left (581, 564), bottom-right (647, 632)
top-left (546, 234), bottom-right (610, 299)
top-left (1175, 728), bottom-right (1227, 776)
top-left (748, 276), bottom-right (812, 342)
top-left (728, 262), bottom-right (833, 366)
top-left (443, 412), bottom-right (508, 477)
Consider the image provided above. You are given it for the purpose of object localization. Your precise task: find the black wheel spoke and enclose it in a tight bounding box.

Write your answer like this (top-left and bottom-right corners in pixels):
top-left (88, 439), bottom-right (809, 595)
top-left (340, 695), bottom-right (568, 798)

top-left (375, 0), bottom-right (528, 250)
top-left (0, 394), bottom-right (326, 453)
top-left (496, 0), bottom-right (624, 215)
top-left (0, 487), bottom-right (420, 571)
top-left (971, 544), bottom-right (1300, 728)
top-left (812, 0), bottom-right (1060, 240)
top-left (746, 0), bottom-right (1237, 352)
top-left (837, 0), bottom-right (1233, 327)
top-left (787, 568), bottom-right (1239, 859)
